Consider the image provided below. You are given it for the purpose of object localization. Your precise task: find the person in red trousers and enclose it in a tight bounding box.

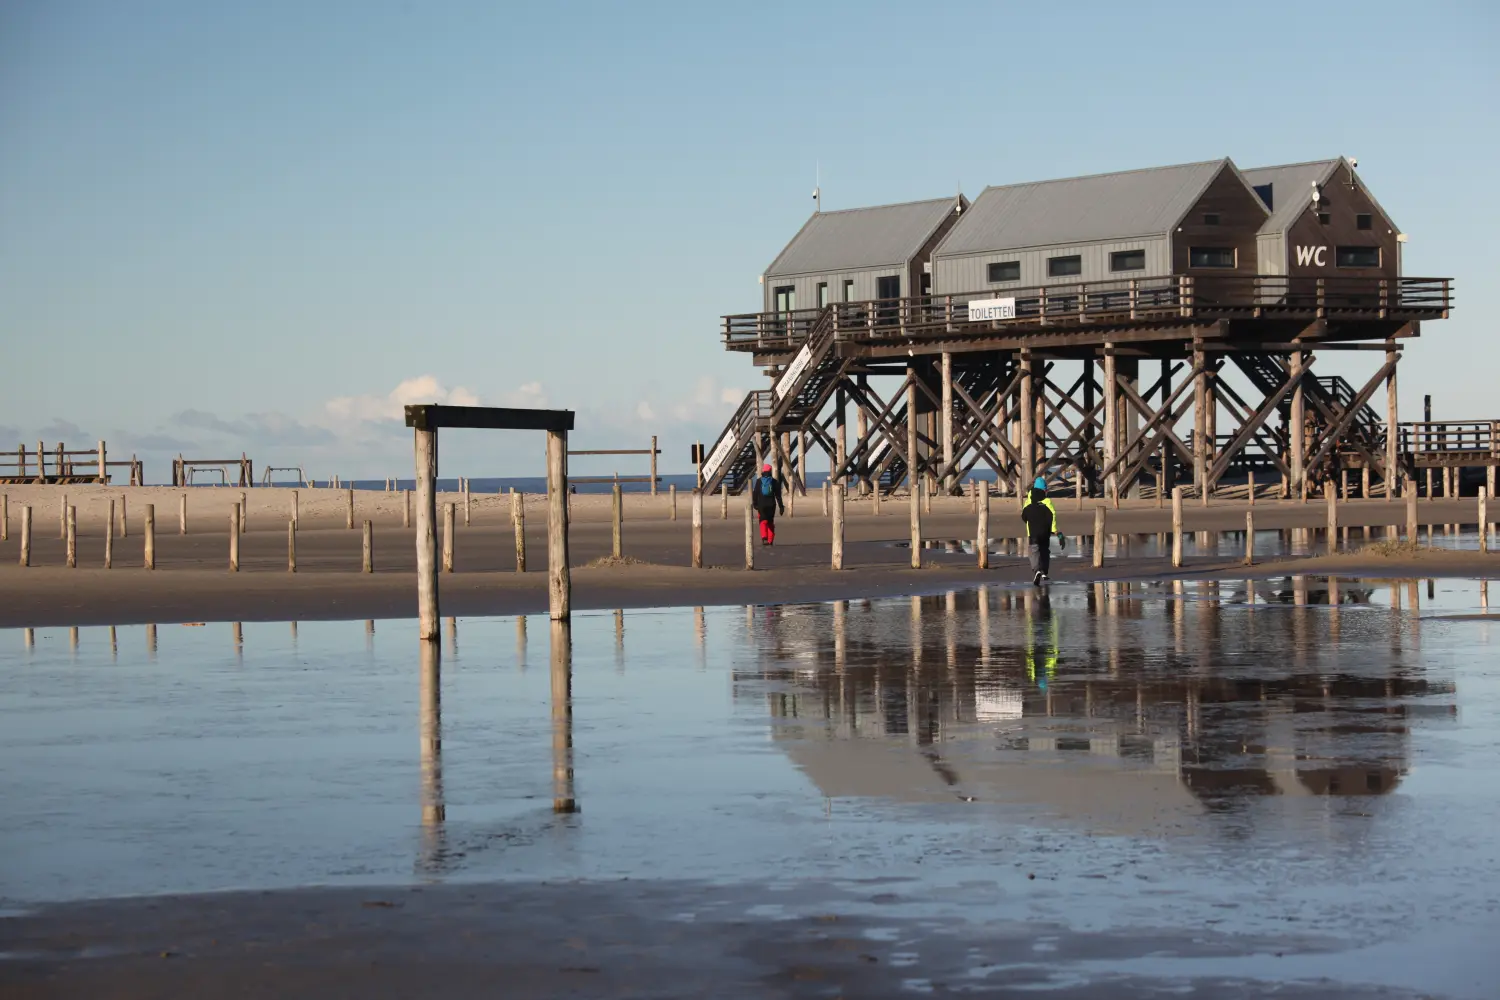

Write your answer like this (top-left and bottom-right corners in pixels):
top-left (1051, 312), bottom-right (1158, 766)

top-left (751, 463), bottom-right (785, 545)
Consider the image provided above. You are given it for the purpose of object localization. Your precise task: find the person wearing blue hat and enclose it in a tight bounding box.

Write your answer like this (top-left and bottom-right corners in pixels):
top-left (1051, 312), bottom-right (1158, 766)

top-left (1021, 476), bottom-right (1064, 585)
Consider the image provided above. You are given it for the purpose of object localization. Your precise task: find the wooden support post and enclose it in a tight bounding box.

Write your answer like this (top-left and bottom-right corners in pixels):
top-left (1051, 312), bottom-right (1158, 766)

top-left (1076, 474), bottom-right (1084, 511)
top-left (822, 479), bottom-right (829, 516)
top-left (1479, 488), bottom-right (1489, 555)
top-left (669, 483), bottom-right (677, 521)
top-left (464, 482), bottom-right (471, 526)
top-left (835, 386), bottom-right (848, 487)
top-left (59, 493), bottom-right (67, 539)
top-left (941, 351), bottom-right (954, 493)
top-left (831, 483), bottom-right (845, 570)
top-left (19, 506), bottom-right (31, 566)
top-left (1325, 483), bottom-right (1337, 555)
top-left (144, 504), bottom-right (155, 570)
top-left (923, 475), bottom-right (932, 515)
top-left (744, 502), bottom-right (754, 570)
top-left (909, 475), bottom-right (922, 570)
top-left (442, 503), bottom-right (455, 573)
top-left (611, 482), bottom-right (623, 559)
top-left (1405, 480), bottom-right (1417, 541)
top-left (1289, 351), bottom-right (1306, 501)
top-left (650, 435), bottom-right (658, 496)
top-left (346, 488), bottom-right (354, 529)
top-left (403, 489), bottom-right (411, 528)
top-left (1244, 510), bottom-right (1254, 566)
top-left (1248, 471), bottom-right (1256, 506)
top-left (1193, 346), bottom-right (1208, 505)
top-left (66, 506), bottom-right (76, 568)
top-left (177, 492), bottom-right (187, 535)
top-left (288, 521), bottom-right (297, 572)
top-left (720, 483), bottom-right (728, 520)
top-left (1019, 350), bottom-right (1035, 492)
top-left (362, 520), bottom-right (373, 573)
top-left (1340, 469), bottom-right (1349, 501)
top-left (229, 506), bottom-right (240, 572)
top-left (105, 502), bottom-right (114, 569)
top-left (1361, 466), bottom-right (1370, 500)
top-left (1102, 347), bottom-right (1118, 502)
top-left (1, 493), bottom-right (6, 541)
top-left (1092, 505), bottom-right (1105, 569)
top-left (546, 429), bottom-right (570, 620)
top-left (549, 619), bottom-right (576, 813)
top-left (237, 492), bottom-right (246, 535)
top-left (691, 489), bottom-right (703, 569)
top-left (97, 440), bottom-right (106, 481)
top-left (510, 489), bottom-right (527, 572)
top-left (1172, 486), bottom-right (1184, 568)
top-left (873, 480), bottom-right (881, 515)
top-left (977, 486), bottom-right (990, 570)
top-left (414, 427), bottom-right (439, 640)
top-left (1385, 353), bottom-right (1400, 498)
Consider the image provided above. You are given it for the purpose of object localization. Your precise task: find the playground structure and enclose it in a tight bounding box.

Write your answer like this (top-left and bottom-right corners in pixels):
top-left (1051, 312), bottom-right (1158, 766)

top-left (703, 156), bottom-right (1472, 501)
top-left (171, 454), bottom-right (255, 488)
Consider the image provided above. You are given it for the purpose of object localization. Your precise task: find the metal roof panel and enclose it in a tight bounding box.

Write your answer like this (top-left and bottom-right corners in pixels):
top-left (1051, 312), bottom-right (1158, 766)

top-left (764, 196), bottom-right (964, 277)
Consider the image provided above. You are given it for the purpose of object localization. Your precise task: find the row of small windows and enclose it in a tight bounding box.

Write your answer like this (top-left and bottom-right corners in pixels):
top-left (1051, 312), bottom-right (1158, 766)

top-left (986, 249), bottom-right (1147, 283)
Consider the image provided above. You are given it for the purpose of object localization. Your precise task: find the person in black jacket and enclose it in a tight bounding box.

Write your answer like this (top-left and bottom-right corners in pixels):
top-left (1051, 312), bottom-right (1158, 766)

top-left (752, 463), bottom-right (785, 545)
top-left (1021, 477), bottom-right (1064, 585)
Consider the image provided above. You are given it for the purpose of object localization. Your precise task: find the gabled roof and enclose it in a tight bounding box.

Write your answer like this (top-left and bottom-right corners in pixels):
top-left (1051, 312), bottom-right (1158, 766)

top-left (764, 196), bottom-right (964, 277)
top-left (1241, 157), bottom-right (1397, 235)
top-left (934, 159), bottom-right (1237, 257)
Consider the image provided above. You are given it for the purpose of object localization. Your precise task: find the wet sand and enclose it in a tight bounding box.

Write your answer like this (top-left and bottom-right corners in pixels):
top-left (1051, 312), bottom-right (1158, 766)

top-left (0, 485), bottom-right (1494, 626)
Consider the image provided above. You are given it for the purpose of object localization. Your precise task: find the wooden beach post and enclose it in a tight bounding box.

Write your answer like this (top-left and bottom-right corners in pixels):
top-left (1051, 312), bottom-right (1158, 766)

top-left (1480, 488), bottom-right (1489, 555)
top-left (59, 493), bottom-right (67, 539)
top-left (720, 483), bottom-right (728, 520)
top-left (403, 489), bottom-right (411, 529)
top-left (691, 490), bottom-right (703, 568)
top-left (144, 504), bottom-right (155, 570)
top-left (1405, 480), bottom-right (1418, 541)
top-left (1248, 471), bottom-right (1255, 506)
top-left (290, 490), bottom-right (298, 530)
top-left (546, 424), bottom-right (570, 621)
top-left (229, 506), bottom-right (240, 572)
top-left (288, 520), bottom-right (297, 573)
top-left (744, 502), bottom-right (754, 570)
top-left (19, 506), bottom-right (31, 566)
top-left (650, 434), bottom-right (658, 497)
top-left (105, 501), bottom-right (114, 569)
top-left (180, 493), bottom-right (188, 534)
top-left (670, 483), bottom-right (677, 521)
top-left (346, 488), bottom-right (354, 530)
top-left (909, 480), bottom-right (922, 570)
top-left (1172, 486), bottom-right (1184, 568)
top-left (612, 482), bottom-right (623, 559)
top-left (908, 378), bottom-right (921, 568)
top-left (550, 618), bottom-right (577, 813)
top-left (1325, 482), bottom-right (1338, 555)
top-left (0, 493), bottom-right (6, 541)
top-left (443, 503), bottom-right (455, 573)
top-left (513, 489), bottom-right (526, 572)
top-left (66, 506), bottom-right (76, 568)
top-left (414, 419), bottom-right (440, 640)
top-left (239, 492), bottom-right (247, 535)
top-left (363, 520), bottom-right (374, 573)
top-left (977, 483), bottom-right (990, 570)
top-left (1093, 505), bottom-right (1105, 568)
top-left (1245, 510), bottom-right (1255, 566)
top-left (831, 483), bottom-right (844, 570)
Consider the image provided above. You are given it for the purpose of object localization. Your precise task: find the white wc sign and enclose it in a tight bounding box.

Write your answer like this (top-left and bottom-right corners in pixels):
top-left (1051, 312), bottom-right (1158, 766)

top-left (1295, 245), bottom-right (1328, 267)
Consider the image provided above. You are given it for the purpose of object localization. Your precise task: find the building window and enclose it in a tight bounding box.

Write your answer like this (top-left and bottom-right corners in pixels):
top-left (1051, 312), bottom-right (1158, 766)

top-left (1356, 213), bottom-right (1373, 231)
top-left (987, 260), bottom-right (1020, 283)
top-left (816, 282), bottom-right (829, 308)
top-left (1047, 255), bottom-right (1082, 277)
top-left (774, 286), bottom-right (795, 313)
top-left (1317, 212), bottom-right (1330, 225)
top-left (843, 279), bottom-right (855, 302)
top-left (1189, 247), bottom-right (1236, 268)
top-left (1202, 213), bottom-right (1220, 226)
top-left (1110, 250), bottom-right (1145, 272)
top-left (1336, 246), bottom-right (1381, 268)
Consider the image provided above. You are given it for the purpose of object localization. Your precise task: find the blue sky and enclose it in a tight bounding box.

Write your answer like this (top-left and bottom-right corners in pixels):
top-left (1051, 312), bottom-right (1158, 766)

top-left (1, 1), bottom-right (1496, 480)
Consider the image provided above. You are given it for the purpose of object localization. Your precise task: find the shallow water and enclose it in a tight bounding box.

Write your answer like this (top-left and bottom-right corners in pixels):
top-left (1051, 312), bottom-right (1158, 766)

top-left (1, 580), bottom-right (1497, 993)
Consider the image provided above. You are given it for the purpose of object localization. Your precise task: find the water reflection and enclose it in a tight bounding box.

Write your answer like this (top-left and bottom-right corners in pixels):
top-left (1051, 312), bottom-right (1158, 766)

top-left (737, 582), bottom-right (1459, 830)
top-left (551, 621), bottom-right (577, 814)
top-left (418, 640), bottom-right (446, 873)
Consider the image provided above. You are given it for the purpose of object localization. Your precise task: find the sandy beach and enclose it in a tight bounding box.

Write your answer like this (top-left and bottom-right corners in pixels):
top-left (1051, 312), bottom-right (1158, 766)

top-left (0, 484), bottom-right (1492, 627)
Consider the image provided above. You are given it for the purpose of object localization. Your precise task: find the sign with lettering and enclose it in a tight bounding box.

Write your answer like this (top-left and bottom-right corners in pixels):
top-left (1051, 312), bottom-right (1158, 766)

top-left (967, 297), bottom-right (1017, 322)
top-left (1294, 245), bottom-right (1328, 267)
top-left (701, 432), bottom-right (738, 486)
top-left (774, 343), bottom-right (815, 401)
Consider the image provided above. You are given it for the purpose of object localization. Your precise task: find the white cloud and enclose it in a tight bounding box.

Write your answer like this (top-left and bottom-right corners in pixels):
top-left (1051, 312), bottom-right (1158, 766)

top-left (325, 375), bottom-right (484, 424)
top-left (637, 376), bottom-right (744, 426)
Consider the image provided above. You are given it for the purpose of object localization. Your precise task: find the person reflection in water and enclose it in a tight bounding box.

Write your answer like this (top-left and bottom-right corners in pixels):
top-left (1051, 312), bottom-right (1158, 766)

top-left (1025, 591), bottom-right (1058, 689)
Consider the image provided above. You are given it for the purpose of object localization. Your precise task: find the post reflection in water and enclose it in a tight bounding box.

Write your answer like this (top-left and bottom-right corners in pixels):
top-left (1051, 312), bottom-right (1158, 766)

top-left (693, 606), bottom-right (706, 670)
top-left (736, 580), bottom-right (1460, 829)
top-left (614, 608), bottom-right (625, 674)
top-left (145, 623), bottom-right (157, 658)
top-left (23, 627), bottom-right (34, 651)
top-left (515, 614), bottom-right (528, 672)
top-left (418, 640), bottom-right (446, 872)
top-left (550, 620), bottom-right (578, 814)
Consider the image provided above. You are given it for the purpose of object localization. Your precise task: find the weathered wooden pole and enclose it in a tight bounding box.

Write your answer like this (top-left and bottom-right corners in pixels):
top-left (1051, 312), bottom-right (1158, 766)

top-left (59, 492), bottom-right (67, 539)
top-left (288, 520), bottom-right (297, 572)
top-left (941, 351), bottom-right (954, 494)
top-left (1019, 349), bottom-right (1035, 492)
top-left (611, 482), bottom-right (623, 559)
top-left (229, 506), bottom-right (240, 572)
top-left (1340, 469), bottom-right (1349, 501)
top-left (346, 488), bottom-right (354, 529)
top-left (1289, 350), bottom-right (1306, 501)
top-left (1092, 505), bottom-right (1105, 568)
top-left (403, 489), bottom-right (411, 528)
top-left (650, 435), bottom-right (658, 496)
top-left (464, 481), bottom-right (471, 527)
top-left (179, 492), bottom-right (188, 534)
top-left (546, 429), bottom-right (571, 620)
top-left (720, 483), bottom-right (728, 520)
top-left (1171, 486), bottom-right (1184, 568)
top-left (744, 502), bottom-right (755, 570)
top-left (977, 485), bottom-right (990, 570)
top-left (513, 491), bottom-right (526, 572)
top-left (1102, 346), bottom-right (1118, 503)
top-left (414, 426), bottom-right (440, 641)
top-left (873, 479), bottom-right (881, 515)
top-left (1244, 510), bottom-right (1254, 566)
top-left (831, 483), bottom-right (845, 570)
top-left (1076, 474), bottom-right (1084, 511)
top-left (442, 503), bottom-right (455, 573)
top-left (105, 501), bottom-right (115, 569)
top-left (97, 439), bottom-right (106, 480)
top-left (550, 619), bottom-right (577, 813)
top-left (1385, 351), bottom-right (1401, 498)
top-left (1325, 482), bottom-right (1338, 555)
top-left (1479, 488), bottom-right (1489, 555)
top-left (19, 506), bottom-right (31, 566)
top-left (0, 492), bottom-right (6, 541)
top-left (363, 519), bottom-right (373, 573)
top-left (1248, 470), bottom-right (1256, 507)
top-left (822, 479), bottom-right (830, 516)
top-left (144, 504), bottom-right (155, 570)
top-left (239, 492), bottom-right (247, 534)
top-left (1193, 346), bottom-right (1209, 505)
top-left (66, 506), bottom-right (77, 568)
top-left (670, 483), bottom-right (677, 520)
top-left (1405, 480), bottom-right (1418, 542)
top-left (691, 489), bottom-right (704, 569)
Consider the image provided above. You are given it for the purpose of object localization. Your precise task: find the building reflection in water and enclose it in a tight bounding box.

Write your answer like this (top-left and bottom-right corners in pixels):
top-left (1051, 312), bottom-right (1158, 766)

top-left (551, 620), bottom-right (578, 814)
top-left (735, 579), bottom-right (1458, 830)
top-left (418, 640), bottom-right (446, 873)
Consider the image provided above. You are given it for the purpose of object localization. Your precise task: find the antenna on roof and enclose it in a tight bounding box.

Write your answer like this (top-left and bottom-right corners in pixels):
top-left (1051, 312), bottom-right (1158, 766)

top-left (813, 160), bottom-right (821, 213)
top-left (956, 181), bottom-right (963, 212)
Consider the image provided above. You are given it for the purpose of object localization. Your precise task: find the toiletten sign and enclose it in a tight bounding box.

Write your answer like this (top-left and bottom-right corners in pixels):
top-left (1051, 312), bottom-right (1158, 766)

top-left (967, 297), bottom-right (1016, 322)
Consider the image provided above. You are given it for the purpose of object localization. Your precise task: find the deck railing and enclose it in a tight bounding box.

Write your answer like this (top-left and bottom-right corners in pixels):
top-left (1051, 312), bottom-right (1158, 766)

top-left (724, 275), bottom-right (1453, 351)
top-left (1400, 421), bottom-right (1498, 460)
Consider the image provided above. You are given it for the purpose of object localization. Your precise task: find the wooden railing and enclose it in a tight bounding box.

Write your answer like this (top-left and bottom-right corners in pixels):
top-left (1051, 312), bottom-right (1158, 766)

top-left (1400, 421), bottom-right (1498, 460)
top-left (0, 441), bottom-right (142, 484)
top-left (723, 275), bottom-right (1454, 351)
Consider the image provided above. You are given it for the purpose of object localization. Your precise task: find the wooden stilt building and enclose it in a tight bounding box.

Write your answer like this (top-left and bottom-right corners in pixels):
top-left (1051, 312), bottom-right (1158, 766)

top-left (703, 157), bottom-right (1460, 500)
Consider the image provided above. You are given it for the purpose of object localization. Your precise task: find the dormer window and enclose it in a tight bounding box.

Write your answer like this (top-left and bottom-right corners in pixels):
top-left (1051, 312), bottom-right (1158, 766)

top-left (1202, 213), bottom-right (1220, 226)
